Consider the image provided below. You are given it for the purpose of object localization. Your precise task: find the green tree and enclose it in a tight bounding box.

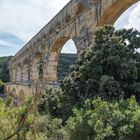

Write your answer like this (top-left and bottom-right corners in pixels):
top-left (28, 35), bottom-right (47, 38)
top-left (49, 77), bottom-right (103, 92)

top-left (0, 56), bottom-right (12, 82)
top-left (61, 26), bottom-right (140, 113)
top-left (66, 97), bottom-right (140, 140)
top-left (0, 96), bottom-right (47, 140)
top-left (37, 86), bottom-right (63, 119)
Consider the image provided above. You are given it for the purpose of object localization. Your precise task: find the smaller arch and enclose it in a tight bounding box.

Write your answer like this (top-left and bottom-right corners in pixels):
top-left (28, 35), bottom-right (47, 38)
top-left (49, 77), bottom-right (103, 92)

top-left (46, 37), bottom-right (78, 82)
top-left (22, 58), bottom-right (30, 83)
top-left (22, 64), bottom-right (29, 83)
top-left (11, 67), bottom-right (16, 82)
top-left (10, 88), bottom-right (18, 98)
top-left (51, 37), bottom-right (70, 53)
top-left (12, 88), bottom-right (16, 95)
top-left (16, 64), bottom-right (22, 82)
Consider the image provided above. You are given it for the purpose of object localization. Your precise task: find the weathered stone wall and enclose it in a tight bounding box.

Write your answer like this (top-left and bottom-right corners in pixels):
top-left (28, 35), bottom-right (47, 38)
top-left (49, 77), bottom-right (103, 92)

top-left (6, 0), bottom-right (138, 102)
top-left (6, 83), bottom-right (32, 105)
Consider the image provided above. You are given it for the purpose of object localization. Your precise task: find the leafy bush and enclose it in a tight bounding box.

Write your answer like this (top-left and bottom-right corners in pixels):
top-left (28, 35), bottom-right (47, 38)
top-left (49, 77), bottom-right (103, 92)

top-left (66, 97), bottom-right (140, 140)
top-left (45, 118), bottom-right (65, 139)
top-left (0, 56), bottom-right (11, 82)
top-left (37, 86), bottom-right (63, 119)
top-left (0, 96), bottom-right (47, 140)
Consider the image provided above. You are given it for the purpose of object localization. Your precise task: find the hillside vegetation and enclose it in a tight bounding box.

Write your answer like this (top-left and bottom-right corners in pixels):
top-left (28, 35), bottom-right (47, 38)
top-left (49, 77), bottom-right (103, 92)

top-left (0, 56), bottom-right (11, 82)
top-left (57, 53), bottom-right (77, 80)
top-left (0, 56), bottom-right (12, 94)
top-left (0, 54), bottom-right (77, 82)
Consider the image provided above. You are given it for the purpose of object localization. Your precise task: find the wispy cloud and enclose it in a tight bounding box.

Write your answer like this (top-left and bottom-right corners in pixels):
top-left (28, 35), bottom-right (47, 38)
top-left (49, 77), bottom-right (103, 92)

top-left (0, 39), bottom-right (19, 47)
top-left (114, 1), bottom-right (140, 31)
top-left (0, 31), bottom-right (25, 56)
top-left (61, 39), bottom-right (77, 54)
top-left (0, 0), bottom-right (70, 56)
top-left (124, 2), bottom-right (140, 30)
top-left (0, 0), bottom-right (140, 56)
top-left (0, 0), bottom-right (70, 42)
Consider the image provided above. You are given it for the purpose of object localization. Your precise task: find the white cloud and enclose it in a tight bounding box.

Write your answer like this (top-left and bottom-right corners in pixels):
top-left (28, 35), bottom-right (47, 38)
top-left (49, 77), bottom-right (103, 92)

top-left (115, 2), bottom-right (140, 31)
top-left (0, 0), bottom-right (140, 56)
top-left (0, 0), bottom-right (70, 42)
top-left (124, 2), bottom-right (140, 30)
top-left (61, 39), bottom-right (77, 54)
top-left (0, 39), bottom-right (19, 47)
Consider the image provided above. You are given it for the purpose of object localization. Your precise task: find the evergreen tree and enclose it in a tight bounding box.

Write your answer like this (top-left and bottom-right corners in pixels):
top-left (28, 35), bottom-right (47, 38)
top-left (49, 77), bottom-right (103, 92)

top-left (61, 26), bottom-right (140, 113)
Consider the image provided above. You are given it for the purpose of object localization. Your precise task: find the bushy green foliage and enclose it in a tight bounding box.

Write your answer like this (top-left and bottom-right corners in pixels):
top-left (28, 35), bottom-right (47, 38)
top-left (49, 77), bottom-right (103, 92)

top-left (0, 56), bottom-right (12, 82)
top-left (37, 86), bottom-right (63, 119)
top-left (0, 97), bottom-right (46, 140)
top-left (66, 97), bottom-right (140, 140)
top-left (2, 96), bottom-right (140, 140)
top-left (45, 118), bottom-right (65, 139)
top-left (0, 56), bottom-right (11, 93)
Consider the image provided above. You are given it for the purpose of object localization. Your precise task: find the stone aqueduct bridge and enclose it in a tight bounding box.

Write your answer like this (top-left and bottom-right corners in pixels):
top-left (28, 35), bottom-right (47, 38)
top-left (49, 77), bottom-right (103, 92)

top-left (6, 0), bottom-right (138, 103)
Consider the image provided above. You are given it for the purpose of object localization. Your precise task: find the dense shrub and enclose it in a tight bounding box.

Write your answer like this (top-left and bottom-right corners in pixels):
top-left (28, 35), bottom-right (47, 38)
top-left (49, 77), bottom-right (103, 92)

top-left (0, 96), bottom-right (47, 140)
top-left (0, 56), bottom-right (11, 82)
top-left (37, 86), bottom-right (63, 119)
top-left (66, 97), bottom-right (140, 140)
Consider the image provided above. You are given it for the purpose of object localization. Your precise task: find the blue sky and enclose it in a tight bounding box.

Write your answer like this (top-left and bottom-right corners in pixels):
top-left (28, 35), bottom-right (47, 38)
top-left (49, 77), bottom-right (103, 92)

top-left (0, 0), bottom-right (140, 56)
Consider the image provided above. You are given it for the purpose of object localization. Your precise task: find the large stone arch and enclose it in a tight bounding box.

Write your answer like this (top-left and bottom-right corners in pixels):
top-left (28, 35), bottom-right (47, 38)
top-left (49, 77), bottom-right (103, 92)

top-left (45, 37), bottom-right (77, 82)
top-left (11, 67), bottom-right (16, 82)
top-left (31, 50), bottom-right (43, 82)
top-left (16, 64), bottom-right (22, 82)
top-left (10, 87), bottom-right (17, 99)
top-left (97, 0), bottom-right (139, 26)
top-left (22, 58), bottom-right (30, 83)
top-left (10, 88), bottom-right (18, 106)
